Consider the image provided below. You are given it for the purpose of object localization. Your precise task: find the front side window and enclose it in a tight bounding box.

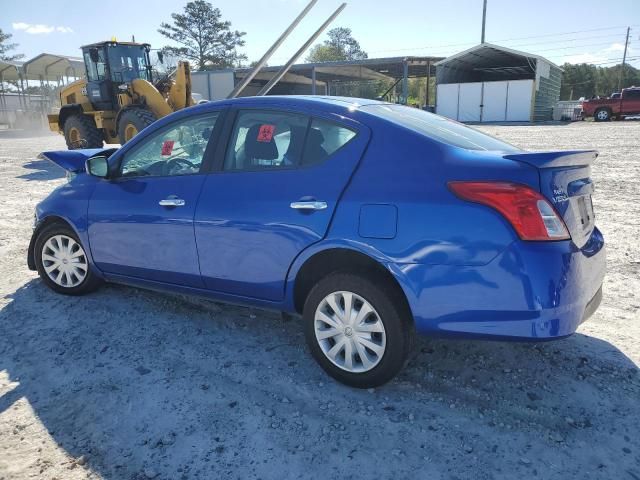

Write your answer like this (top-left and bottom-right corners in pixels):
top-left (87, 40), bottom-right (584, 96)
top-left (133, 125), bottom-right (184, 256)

top-left (84, 49), bottom-right (107, 82)
top-left (120, 112), bottom-right (219, 178)
top-left (361, 104), bottom-right (520, 152)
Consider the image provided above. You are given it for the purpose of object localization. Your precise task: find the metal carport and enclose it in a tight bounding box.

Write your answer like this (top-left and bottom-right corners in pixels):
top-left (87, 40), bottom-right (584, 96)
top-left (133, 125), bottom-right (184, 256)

top-left (434, 43), bottom-right (562, 122)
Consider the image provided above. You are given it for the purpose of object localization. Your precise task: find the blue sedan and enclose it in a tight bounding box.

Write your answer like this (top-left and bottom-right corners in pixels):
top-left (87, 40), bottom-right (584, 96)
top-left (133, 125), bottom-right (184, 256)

top-left (28, 96), bottom-right (605, 388)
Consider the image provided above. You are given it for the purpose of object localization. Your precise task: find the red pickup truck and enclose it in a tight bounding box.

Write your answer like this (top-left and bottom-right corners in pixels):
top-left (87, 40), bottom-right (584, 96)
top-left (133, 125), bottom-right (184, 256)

top-left (582, 86), bottom-right (640, 121)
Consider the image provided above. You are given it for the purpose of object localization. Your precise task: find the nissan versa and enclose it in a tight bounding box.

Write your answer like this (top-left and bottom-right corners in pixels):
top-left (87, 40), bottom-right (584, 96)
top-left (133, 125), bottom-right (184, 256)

top-left (28, 96), bottom-right (606, 388)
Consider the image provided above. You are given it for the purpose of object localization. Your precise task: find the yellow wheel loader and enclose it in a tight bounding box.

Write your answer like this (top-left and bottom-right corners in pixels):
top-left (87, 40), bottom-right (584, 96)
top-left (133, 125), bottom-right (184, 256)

top-left (48, 41), bottom-right (194, 149)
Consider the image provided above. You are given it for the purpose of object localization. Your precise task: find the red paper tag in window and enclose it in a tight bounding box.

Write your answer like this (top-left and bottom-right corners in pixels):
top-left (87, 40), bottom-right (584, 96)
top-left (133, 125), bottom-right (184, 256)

top-left (257, 124), bottom-right (275, 142)
top-left (161, 140), bottom-right (175, 156)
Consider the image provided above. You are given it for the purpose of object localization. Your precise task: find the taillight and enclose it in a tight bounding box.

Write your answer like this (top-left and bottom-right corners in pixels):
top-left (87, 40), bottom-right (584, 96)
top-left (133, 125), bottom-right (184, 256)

top-left (448, 181), bottom-right (570, 241)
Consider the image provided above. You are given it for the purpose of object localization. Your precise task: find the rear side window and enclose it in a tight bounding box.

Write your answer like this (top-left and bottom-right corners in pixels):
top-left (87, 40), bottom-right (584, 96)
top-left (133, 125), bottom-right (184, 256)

top-left (224, 110), bottom-right (309, 170)
top-left (224, 110), bottom-right (357, 171)
top-left (362, 104), bottom-right (520, 152)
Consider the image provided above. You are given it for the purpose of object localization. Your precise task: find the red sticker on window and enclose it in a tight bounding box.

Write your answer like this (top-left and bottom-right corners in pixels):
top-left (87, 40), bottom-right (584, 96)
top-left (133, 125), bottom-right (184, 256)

top-left (161, 140), bottom-right (175, 156)
top-left (257, 124), bottom-right (275, 142)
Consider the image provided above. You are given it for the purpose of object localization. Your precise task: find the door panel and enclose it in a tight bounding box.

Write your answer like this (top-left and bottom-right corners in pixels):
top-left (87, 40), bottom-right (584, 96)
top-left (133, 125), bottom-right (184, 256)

top-left (436, 83), bottom-right (459, 120)
top-left (506, 80), bottom-right (534, 121)
top-left (88, 110), bottom-right (223, 287)
top-left (622, 90), bottom-right (640, 114)
top-left (458, 82), bottom-right (482, 122)
top-left (482, 81), bottom-right (508, 122)
top-left (88, 176), bottom-right (206, 286)
top-left (195, 116), bottom-right (371, 301)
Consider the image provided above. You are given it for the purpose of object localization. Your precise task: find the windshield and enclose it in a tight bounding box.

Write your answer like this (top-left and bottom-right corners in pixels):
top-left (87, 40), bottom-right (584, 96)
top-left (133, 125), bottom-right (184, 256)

top-left (107, 45), bottom-right (152, 83)
top-left (362, 104), bottom-right (520, 152)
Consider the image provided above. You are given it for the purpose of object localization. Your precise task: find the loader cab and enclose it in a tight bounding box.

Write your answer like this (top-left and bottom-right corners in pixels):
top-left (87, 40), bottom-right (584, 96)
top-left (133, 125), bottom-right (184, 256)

top-left (81, 41), bottom-right (153, 111)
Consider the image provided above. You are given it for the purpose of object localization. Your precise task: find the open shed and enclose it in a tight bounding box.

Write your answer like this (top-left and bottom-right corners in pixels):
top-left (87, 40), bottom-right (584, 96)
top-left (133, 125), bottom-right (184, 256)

top-left (434, 43), bottom-right (561, 122)
top-left (1, 54), bottom-right (85, 114)
top-left (21, 53), bottom-right (85, 82)
top-left (194, 56), bottom-right (443, 104)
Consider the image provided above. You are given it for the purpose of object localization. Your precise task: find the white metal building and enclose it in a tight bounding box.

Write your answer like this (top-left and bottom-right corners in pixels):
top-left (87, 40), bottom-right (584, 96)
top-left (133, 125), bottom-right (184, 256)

top-left (434, 43), bottom-right (562, 122)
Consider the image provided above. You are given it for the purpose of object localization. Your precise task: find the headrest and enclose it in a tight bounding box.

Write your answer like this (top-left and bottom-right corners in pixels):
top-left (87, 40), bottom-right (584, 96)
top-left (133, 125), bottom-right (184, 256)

top-left (307, 128), bottom-right (325, 147)
top-left (201, 127), bottom-right (212, 141)
top-left (286, 126), bottom-right (307, 156)
top-left (302, 127), bottom-right (328, 166)
top-left (245, 124), bottom-right (279, 160)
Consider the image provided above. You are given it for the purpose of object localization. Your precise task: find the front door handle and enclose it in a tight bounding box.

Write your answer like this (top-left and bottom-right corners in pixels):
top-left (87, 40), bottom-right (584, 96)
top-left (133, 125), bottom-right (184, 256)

top-left (159, 196), bottom-right (186, 207)
top-left (290, 201), bottom-right (328, 211)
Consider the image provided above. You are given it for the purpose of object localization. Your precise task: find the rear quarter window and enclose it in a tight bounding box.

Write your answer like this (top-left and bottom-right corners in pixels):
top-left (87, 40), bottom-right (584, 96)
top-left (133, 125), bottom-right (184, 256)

top-left (301, 118), bottom-right (356, 166)
top-left (362, 104), bottom-right (520, 152)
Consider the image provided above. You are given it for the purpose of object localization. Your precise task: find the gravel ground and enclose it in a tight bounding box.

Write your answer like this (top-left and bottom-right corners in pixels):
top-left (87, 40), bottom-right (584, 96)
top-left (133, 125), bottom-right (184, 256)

top-left (0, 122), bottom-right (638, 480)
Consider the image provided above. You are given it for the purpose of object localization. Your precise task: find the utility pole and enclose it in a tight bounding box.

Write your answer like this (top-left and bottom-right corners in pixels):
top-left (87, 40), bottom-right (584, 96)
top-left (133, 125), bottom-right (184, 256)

top-left (481, 0), bottom-right (487, 43)
top-left (617, 27), bottom-right (630, 92)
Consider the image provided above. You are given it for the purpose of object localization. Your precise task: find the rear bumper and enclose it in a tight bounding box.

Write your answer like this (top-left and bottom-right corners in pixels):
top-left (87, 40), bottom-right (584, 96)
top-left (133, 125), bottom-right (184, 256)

top-left (394, 227), bottom-right (605, 341)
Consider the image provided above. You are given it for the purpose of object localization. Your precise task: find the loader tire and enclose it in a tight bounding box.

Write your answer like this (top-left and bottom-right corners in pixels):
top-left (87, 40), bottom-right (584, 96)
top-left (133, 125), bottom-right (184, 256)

top-left (118, 108), bottom-right (156, 145)
top-left (63, 114), bottom-right (104, 150)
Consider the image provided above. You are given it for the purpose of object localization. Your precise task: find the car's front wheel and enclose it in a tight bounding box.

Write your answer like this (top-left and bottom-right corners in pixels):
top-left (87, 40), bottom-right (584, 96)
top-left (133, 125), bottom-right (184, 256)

top-left (303, 272), bottom-right (414, 388)
top-left (34, 224), bottom-right (102, 295)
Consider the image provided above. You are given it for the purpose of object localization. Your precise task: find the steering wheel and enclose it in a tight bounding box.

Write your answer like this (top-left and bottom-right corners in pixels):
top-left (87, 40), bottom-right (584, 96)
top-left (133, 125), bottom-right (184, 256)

top-left (166, 157), bottom-right (197, 174)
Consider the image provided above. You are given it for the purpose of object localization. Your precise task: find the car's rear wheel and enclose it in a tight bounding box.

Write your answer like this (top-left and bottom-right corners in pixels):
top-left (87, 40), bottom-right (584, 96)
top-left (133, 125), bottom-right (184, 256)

top-left (303, 272), bottom-right (414, 388)
top-left (34, 224), bottom-right (102, 295)
top-left (594, 108), bottom-right (611, 122)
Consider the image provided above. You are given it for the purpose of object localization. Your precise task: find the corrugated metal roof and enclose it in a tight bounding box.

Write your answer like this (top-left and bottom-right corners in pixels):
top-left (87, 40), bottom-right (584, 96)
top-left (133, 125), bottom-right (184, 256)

top-left (22, 53), bottom-right (85, 80)
top-left (434, 43), bottom-right (561, 71)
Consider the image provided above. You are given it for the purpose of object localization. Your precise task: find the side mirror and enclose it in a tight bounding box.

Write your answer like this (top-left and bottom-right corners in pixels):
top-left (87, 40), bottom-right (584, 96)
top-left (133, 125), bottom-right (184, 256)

top-left (85, 156), bottom-right (109, 178)
top-left (89, 48), bottom-right (100, 64)
top-left (157, 51), bottom-right (164, 64)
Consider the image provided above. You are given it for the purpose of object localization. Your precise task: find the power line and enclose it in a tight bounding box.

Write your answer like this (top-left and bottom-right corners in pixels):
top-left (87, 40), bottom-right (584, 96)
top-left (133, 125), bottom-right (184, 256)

top-left (528, 40), bottom-right (634, 54)
top-left (490, 25), bottom-right (638, 42)
top-left (367, 25), bottom-right (638, 55)
top-left (505, 32), bottom-right (631, 49)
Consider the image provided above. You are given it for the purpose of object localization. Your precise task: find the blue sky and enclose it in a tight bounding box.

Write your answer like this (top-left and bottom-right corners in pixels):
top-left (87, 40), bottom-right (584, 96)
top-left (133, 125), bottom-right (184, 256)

top-left (2, 0), bottom-right (639, 67)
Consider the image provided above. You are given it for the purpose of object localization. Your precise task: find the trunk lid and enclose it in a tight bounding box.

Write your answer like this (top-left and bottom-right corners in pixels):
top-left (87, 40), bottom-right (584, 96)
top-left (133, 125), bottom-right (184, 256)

top-left (504, 150), bottom-right (598, 248)
top-left (39, 148), bottom-right (116, 173)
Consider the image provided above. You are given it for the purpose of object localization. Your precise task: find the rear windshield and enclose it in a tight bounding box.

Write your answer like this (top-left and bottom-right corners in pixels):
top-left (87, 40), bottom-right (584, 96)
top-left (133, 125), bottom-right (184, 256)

top-left (361, 104), bottom-right (520, 152)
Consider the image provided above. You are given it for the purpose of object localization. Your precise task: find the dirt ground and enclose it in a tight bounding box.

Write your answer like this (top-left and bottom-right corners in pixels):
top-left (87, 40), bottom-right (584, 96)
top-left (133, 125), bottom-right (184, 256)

top-left (0, 121), bottom-right (638, 480)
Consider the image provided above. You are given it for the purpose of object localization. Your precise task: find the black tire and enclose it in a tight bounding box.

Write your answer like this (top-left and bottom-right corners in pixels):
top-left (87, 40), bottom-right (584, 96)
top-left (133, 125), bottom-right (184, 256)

top-left (63, 114), bottom-right (103, 149)
top-left (34, 223), bottom-right (102, 295)
top-left (594, 108), bottom-right (611, 122)
top-left (303, 272), bottom-right (415, 388)
top-left (118, 108), bottom-right (156, 145)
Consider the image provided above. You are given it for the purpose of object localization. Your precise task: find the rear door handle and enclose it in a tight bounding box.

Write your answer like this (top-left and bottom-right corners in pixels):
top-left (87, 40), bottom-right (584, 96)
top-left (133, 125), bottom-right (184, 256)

top-left (159, 196), bottom-right (186, 207)
top-left (290, 201), bottom-right (327, 211)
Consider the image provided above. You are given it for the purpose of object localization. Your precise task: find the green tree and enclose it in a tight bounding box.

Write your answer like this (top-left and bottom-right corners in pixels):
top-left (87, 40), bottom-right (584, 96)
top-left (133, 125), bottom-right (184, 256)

top-left (560, 62), bottom-right (640, 100)
top-left (158, 0), bottom-right (246, 70)
top-left (0, 28), bottom-right (24, 61)
top-left (306, 27), bottom-right (367, 63)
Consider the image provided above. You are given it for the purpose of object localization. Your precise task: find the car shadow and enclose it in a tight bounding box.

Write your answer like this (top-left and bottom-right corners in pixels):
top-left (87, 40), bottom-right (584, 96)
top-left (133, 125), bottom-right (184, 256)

top-left (1, 279), bottom-right (638, 478)
top-left (17, 159), bottom-right (65, 181)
